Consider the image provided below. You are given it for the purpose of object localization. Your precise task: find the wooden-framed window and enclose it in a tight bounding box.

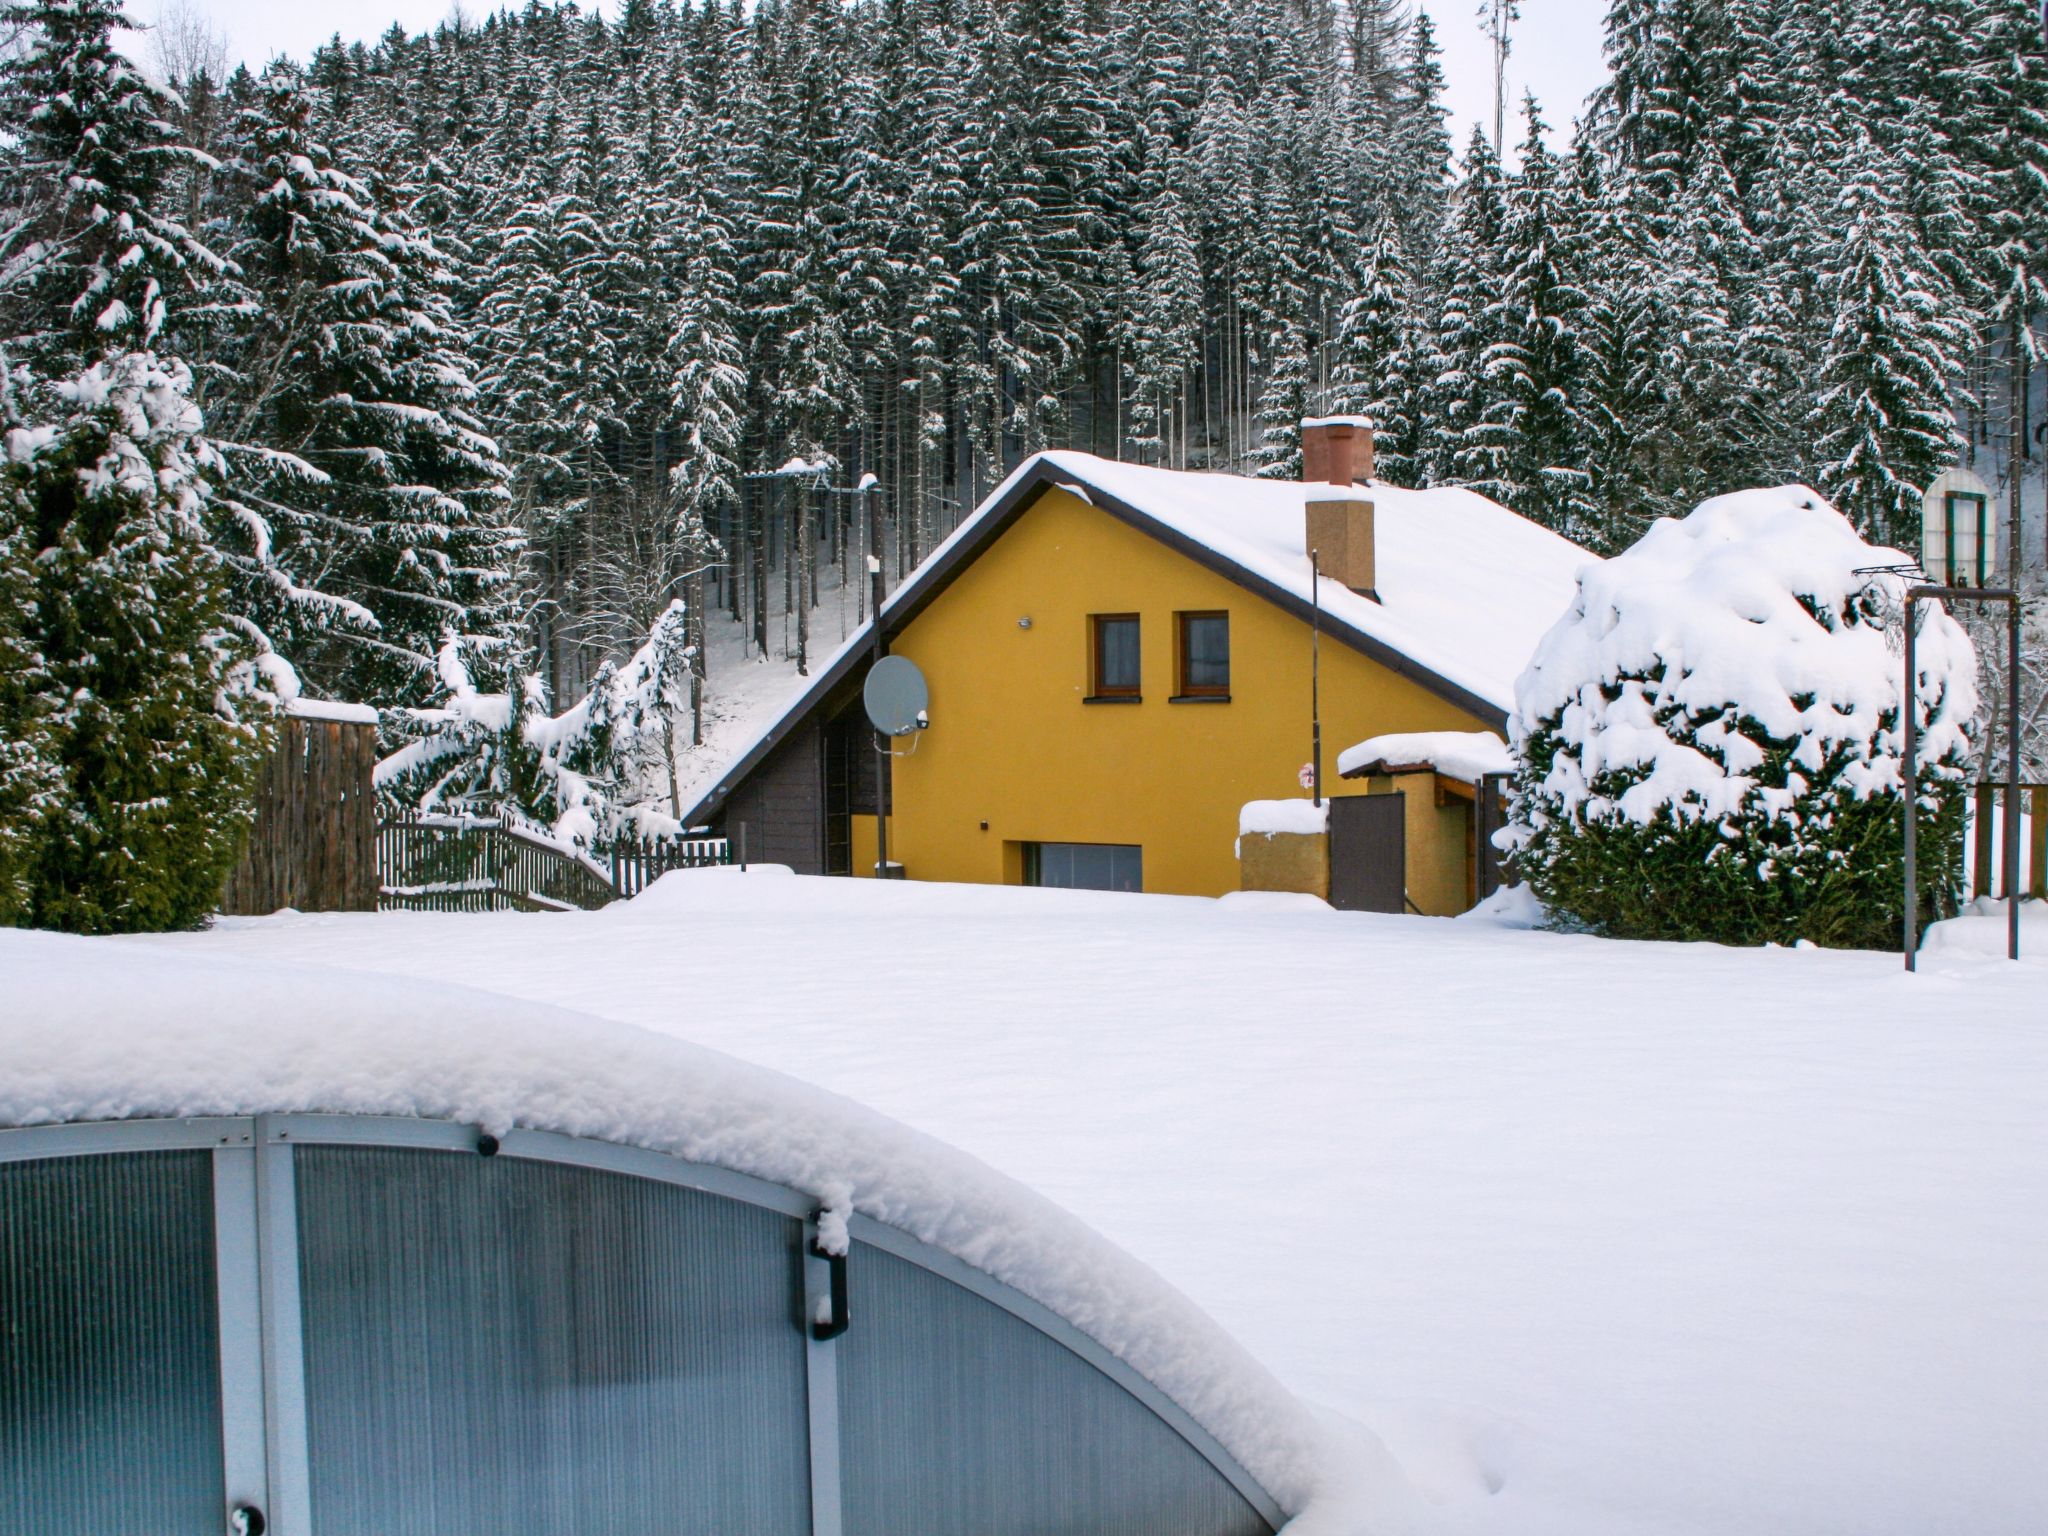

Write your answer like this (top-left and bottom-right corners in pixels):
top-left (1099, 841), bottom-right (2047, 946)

top-left (1089, 614), bottom-right (1141, 700)
top-left (1175, 611), bottom-right (1230, 700)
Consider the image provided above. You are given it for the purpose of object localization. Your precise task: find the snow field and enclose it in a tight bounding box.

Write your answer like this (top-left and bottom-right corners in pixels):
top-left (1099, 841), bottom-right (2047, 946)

top-left (106, 872), bottom-right (2048, 1536)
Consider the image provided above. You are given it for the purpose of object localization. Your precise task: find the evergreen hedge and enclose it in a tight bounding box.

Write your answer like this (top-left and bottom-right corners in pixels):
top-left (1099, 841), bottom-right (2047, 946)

top-left (1507, 488), bottom-right (1977, 950)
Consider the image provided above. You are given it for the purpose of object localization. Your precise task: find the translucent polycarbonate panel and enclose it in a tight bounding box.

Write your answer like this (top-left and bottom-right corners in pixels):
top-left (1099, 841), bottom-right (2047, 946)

top-left (0, 1151), bottom-right (225, 1536)
top-left (294, 1146), bottom-right (810, 1536)
top-left (838, 1243), bottom-right (1271, 1536)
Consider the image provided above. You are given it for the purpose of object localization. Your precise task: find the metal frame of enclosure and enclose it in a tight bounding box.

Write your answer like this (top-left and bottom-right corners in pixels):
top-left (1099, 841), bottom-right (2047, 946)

top-left (1901, 584), bottom-right (2022, 968)
top-left (0, 1115), bottom-right (1280, 1536)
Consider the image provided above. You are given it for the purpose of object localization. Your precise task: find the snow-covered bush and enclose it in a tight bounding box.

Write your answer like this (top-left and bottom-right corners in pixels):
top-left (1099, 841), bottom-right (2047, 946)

top-left (1507, 487), bottom-right (1977, 949)
top-left (376, 600), bottom-right (699, 847)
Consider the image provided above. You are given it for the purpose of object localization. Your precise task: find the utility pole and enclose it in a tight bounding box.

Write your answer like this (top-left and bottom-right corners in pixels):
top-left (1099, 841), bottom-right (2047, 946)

top-left (1310, 550), bottom-right (1324, 808)
top-left (1478, 0), bottom-right (1519, 153)
top-left (821, 474), bottom-right (888, 874)
top-left (2009, 380), bottom-right (2026, 939)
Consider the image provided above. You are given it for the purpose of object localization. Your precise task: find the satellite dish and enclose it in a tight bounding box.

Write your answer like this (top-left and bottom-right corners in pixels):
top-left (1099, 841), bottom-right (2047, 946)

top-left (1920, 467), bottom-right (1997, 586)
top-left (864, 656), bottom-right (929, 737)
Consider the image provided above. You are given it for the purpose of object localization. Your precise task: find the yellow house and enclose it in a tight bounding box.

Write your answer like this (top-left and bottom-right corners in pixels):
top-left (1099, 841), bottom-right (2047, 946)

top-left (686, 424), bottom-right (1587, 910)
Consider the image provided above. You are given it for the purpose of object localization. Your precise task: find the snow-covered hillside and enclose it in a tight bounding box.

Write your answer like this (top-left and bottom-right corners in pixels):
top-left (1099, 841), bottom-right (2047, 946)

top-left (103, 875), bottom-right (2048, 1536)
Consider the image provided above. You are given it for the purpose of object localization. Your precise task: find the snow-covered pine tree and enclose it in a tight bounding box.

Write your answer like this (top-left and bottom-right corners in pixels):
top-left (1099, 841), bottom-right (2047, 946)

top-left (1328, 216), bottom-right (1427, 487)
top-left (0, 0), bottom-right (276, 932)
top-left (0, 354), bottom-right (268, 932)
top-left (1462, 101), bottom-right (1595, 538)
top-left (1127, 124), bottom-right (1203, 466)
top-left (1252, 328), bottom-right (1313, 479)
top-left (1809, 123), bottom-right (1974, 545)
top-left (0, 0), bottom-right (223, 371)
top-left (213, 67), bottom-right (518, 707)
top-left (1424, 127), bottom-right (1507, 485)
top-left (1387, 10), bottom-right (1454, 270)
top-left (0, 440), bottom-right (57, 926)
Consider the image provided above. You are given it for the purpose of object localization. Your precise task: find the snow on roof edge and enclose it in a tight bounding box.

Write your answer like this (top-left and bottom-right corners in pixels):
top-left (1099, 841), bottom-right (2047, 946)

top-left (1337, 730), bottom-right (1514, 782)
top-left (285, 697), bottom-right (381, 725)
top-left (0, 923), bottom-right (1326, 1524)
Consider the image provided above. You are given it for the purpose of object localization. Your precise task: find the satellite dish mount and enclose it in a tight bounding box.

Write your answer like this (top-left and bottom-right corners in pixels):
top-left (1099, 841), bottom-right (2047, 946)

top-left (861, 656), bottom-right (928, 879)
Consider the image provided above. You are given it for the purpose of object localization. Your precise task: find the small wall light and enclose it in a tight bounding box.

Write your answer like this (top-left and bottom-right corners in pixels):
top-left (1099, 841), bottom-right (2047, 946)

top-left (1017, 615), bottom-right (1033, 629)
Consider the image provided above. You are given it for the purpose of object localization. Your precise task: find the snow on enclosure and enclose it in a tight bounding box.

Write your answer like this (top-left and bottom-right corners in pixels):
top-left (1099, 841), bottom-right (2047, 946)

top-left (1511, 485), bottom-right (1978, 829)
top-left (112, 873), bottom-right (2047, 1536)
top-left (1336, 730), bottom-right (1513, 781)
top-left (0, 921), bottom-right (1327, 1526)
top-left (1239, 798), bottom-right (1330, 836)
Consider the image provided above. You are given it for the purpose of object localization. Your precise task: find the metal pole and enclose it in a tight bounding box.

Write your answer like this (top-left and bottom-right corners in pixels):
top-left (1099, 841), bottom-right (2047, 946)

top-left (2007, 590), bottom-right (2022, 962)
top-left (1898, 583), bottom-right (2022, 968)
top-left (1310, 550), bottom-right (1323, 808)
top-left (871, 500), bottom-right (890, 878)
top-left (2006, 450), bottom-right (2024, 963)
top-left (1903, 596), bottom-right (1919, 971)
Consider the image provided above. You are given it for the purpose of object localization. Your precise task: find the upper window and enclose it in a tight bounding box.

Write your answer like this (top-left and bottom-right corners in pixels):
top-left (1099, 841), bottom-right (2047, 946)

top-left (1176, 612), bottom-right (1230, 699)
top-left (1090, 614), bottom-right (1141, 699)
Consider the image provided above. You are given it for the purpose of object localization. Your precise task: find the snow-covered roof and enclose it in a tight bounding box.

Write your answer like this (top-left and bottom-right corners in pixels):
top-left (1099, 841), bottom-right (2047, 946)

top-left (284, 696), bottom-right (380, 726)
top-left (1008, 452), bottom-right (1587, 717)
top-left (1239, 799), bottom-right (1330, 836)
top-left (683, 452), bottom-right (1589, 826)
top-left (0, 914), bottom-right (1316, 1524)
top-left (1337, 729), bottom-right (1514, 783)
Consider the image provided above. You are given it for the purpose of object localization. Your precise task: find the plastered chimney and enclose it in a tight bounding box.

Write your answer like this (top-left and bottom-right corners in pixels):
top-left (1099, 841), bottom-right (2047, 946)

top-left (1300, 417), bottom-right (1378, 600)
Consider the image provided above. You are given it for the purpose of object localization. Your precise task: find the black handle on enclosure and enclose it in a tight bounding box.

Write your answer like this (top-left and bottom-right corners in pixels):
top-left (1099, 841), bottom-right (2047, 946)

top-left (810, 1237), bottom-right (849, 1340)
top-left (230, 1505), bottom-right (266, 1536)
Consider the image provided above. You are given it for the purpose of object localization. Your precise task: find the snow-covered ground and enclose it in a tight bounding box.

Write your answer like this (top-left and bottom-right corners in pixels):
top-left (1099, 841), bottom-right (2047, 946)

top-left (109, 878), bottom-right (2048, 1534)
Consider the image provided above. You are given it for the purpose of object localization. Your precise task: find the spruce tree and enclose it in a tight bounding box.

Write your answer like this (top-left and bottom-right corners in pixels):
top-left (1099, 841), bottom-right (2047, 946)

top-left (1329, 218), bottom-right (1427, 486)
top-left (1810, 126), bottom-right (1973, 545)
top-left (1426, 128), bottom-right (1508, 484)
top-left (0, 0), bottom-right (271, 932)
top-left (0, 0), bottom-right (222, 369)
top-left (2, 355), bottom-right (266, 932)
top-left (1465, 100), bottom-right (1595, 539)
top-left (212, 67), bottom-right (519, 706)
top-left (0, 457), bottom-right (57, 926)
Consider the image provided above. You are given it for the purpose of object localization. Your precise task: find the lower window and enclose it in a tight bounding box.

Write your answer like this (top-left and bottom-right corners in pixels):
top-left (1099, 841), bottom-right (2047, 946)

top-left (1023, 842), bottom-right (1142, 892)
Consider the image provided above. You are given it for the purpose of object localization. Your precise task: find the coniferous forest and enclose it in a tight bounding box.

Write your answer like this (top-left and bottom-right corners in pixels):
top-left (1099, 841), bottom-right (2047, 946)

top-left (2, 0), bottom-right (2046, 925)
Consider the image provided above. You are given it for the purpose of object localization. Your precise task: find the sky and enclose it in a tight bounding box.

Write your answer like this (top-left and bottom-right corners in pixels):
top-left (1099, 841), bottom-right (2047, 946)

top-left (136, 0), bottom-right (1611, 161)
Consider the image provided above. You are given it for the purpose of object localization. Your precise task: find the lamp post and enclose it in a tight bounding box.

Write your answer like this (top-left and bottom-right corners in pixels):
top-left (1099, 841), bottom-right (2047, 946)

top-left (823, 475), bottom-right (889, 874)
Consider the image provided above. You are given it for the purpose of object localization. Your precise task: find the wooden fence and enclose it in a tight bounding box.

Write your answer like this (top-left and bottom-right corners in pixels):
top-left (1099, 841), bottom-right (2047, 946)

top-left (222, 715), bottom-right (379, 915)
top-left (1968, 783), bottom-right (2047, 899)
top-left (611, 836), bottom-right (735, 898)
top-left (378, 816), bottom-right (730, 913)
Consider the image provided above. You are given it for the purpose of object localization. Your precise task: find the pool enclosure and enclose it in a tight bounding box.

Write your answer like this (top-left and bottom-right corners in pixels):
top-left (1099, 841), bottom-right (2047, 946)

top-left (0, 1112), bottom-right (1283, 1536)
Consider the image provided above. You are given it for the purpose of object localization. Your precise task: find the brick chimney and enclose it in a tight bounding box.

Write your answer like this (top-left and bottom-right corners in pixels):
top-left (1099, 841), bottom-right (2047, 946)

top-left (1300, 417), bottom-right (1378, 600)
